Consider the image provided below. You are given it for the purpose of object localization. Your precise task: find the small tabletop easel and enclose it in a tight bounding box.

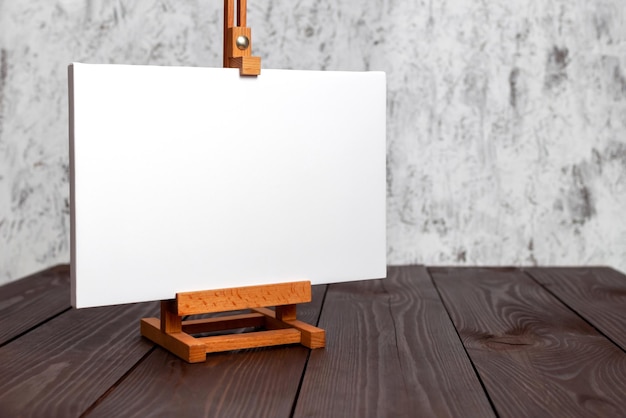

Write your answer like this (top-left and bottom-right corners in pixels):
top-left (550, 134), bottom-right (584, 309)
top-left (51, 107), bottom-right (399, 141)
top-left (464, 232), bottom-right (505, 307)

top-left (140, 0), bottom-right (325, 363)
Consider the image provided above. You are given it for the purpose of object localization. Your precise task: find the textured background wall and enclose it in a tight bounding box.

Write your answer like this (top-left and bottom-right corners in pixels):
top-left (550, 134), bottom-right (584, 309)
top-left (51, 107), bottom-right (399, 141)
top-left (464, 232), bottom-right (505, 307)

top-left (1, 0), bottom-right (625, 285)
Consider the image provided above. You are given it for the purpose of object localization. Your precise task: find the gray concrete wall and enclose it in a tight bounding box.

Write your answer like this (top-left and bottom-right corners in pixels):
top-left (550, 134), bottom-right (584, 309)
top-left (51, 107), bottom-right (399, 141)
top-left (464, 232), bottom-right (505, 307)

top-left (1, 0), bottom-right (625, 284)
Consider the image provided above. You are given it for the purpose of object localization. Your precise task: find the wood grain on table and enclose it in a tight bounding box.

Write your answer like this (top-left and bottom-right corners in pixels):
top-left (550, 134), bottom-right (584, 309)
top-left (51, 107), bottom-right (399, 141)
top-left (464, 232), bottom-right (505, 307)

top-left (294, 266), bottom-right (494, 418)
top-left (1, 265), bottom-right (625, 417)
top-left (431, 267), bottom-right (626, 418)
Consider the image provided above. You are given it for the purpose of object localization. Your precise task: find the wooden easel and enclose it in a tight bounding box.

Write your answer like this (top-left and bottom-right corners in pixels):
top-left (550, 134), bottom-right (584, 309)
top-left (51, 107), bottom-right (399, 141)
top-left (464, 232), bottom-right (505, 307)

top-left (140, 0), bottom-right (325, 363)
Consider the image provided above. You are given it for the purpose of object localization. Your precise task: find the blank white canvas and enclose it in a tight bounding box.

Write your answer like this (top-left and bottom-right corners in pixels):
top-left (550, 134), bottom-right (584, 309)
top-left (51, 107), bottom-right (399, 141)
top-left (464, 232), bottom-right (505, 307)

top-left (69, 63), bottom-right (386, 308)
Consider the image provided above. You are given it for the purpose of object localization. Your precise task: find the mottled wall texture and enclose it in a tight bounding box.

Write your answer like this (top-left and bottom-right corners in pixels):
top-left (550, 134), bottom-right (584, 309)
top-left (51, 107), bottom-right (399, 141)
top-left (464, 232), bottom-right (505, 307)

top-left (1, 0), bottom-right (625, 284)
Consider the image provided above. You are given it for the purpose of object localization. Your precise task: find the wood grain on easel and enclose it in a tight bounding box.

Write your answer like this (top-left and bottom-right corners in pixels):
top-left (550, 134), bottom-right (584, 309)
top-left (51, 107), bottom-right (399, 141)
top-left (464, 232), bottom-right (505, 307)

top-left (141, 280), bottom-right (323, 362)
top-left (228, 56), bottom-right (261, 75)
top-left (176, 281), bottom-right (311, 315)
top-left (275, 304), bottom-right (297, 320)
top-left (223, 0), bottom-right (234, 67)
top-left (237, 0), bottom-right (246, 26)
top-left (141, 317), bottom-right (207, 363)
top-left (200, 329), bottom-right (301, 353)
top-left (254, 307), bottom-right (325, 349)
top-left (181, 312), bottom-right (265, 335)
top-left (226, 26), bottom-right (251, 58)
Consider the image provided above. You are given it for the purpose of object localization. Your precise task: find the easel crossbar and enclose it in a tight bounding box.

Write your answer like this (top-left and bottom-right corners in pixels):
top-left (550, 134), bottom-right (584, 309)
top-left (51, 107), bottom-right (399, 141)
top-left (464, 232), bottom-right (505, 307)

top-left (198, 328), bottom-right (301, 353)
top-left (182, 312), bottom-right (265, 334)
top-left (176, 281), bottom-right (311, 315)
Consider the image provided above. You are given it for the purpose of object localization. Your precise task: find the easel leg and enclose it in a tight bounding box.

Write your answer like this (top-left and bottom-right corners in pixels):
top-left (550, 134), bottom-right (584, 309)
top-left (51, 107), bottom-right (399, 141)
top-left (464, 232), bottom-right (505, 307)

top-left (275, 304), bottom-right (297, 321)
top-left (141, 317), bottom-right (207, 363)
top-left (253, 307), bottom-right (325, 349)
top-left (160, 300), bottom-right (181, 333)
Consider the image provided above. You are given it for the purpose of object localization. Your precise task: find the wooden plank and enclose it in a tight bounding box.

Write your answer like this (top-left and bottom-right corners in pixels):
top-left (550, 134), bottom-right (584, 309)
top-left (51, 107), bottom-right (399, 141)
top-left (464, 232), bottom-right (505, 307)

top-left (294, 266), bottom-right (495, 417)
top-left (176, 281), bottom-right (311, 315)
top-left (86, 284), bottom-right (327, 418)
top-left (0, 264), bottom-right (70, 346)
top-left (431, 267), bottom-right (626, 418)
top-left (526, 267), bottom-right (626, 351)
top-left (0, 301), bottom-right (159, 417)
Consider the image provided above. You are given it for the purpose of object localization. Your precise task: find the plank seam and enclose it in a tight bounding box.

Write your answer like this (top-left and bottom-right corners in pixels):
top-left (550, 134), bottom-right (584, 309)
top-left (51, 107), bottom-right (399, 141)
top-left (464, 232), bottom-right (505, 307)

top-left (289, 284), bottom-right (329, 418)
top-left (79, 346), bottom-right (157, 417)
top-left (523, 269), bottom-right (626, 355)
top-left (426, 267), bottom-right (501, 418)
top-left (0, 306), bottom-right (72, 348)
top-left (379, 277), bottom-right (411, 399)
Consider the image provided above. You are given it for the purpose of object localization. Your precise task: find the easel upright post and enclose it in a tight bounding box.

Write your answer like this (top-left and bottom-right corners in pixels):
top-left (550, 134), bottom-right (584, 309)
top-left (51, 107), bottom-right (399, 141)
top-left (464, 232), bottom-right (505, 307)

top-left (224, 0), bottom-right (261, 75)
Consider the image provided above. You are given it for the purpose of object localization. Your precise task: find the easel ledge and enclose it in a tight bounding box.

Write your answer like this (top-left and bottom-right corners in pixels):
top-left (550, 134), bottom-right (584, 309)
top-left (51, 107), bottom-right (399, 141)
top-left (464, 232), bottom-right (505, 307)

top-left (141, 281), bottom-right (325, 363)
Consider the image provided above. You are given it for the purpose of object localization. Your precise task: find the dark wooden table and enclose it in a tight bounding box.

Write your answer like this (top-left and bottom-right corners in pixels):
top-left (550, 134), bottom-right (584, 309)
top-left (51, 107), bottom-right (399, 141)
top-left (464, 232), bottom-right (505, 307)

top-left (1, 265), bottom-right (626, 417)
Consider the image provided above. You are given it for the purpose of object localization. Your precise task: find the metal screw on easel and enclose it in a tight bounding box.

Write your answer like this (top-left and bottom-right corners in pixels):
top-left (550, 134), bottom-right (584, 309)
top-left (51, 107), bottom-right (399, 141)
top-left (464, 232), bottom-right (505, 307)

top-left (236, 35), bottom-right (250, 50)
top-left (224, 0), bottom-right (261, 75)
